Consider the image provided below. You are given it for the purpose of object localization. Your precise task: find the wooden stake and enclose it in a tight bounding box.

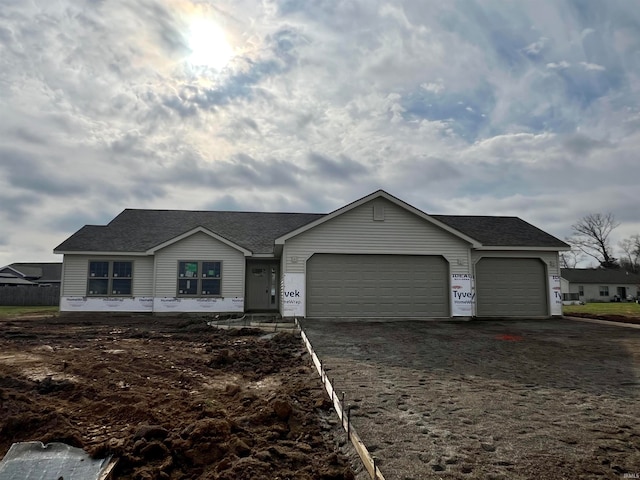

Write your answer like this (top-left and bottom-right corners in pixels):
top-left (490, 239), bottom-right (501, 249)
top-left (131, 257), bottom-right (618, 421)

top-left (298, 326), bottom-right (386, 480)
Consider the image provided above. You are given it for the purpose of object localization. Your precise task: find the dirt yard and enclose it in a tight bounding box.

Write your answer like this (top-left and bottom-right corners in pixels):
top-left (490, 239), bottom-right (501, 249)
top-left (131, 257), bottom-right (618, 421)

top-left (0, 315), bottom-right (358, 479)
top-left (300, 317), bottom-right (640, 480)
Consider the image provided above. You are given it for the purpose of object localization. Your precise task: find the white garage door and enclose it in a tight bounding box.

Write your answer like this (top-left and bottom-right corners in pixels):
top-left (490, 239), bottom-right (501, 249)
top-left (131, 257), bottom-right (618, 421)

top-left (475, 258), bottom-right (548, 317)
top-left (306, 254), bottom-right (449, 318)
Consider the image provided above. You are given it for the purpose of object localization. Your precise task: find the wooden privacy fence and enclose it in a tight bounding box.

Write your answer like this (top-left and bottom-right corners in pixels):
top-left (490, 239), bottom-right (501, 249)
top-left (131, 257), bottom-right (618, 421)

top-left (0, 286), bottom-right (60, 306)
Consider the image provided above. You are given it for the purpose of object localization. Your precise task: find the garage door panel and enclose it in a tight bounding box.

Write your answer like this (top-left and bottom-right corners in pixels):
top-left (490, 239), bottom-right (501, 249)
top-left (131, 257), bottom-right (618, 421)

top-left (306, 254), bottom-right (448, 318)
top-left (476, 258), bottom-right (547, 317)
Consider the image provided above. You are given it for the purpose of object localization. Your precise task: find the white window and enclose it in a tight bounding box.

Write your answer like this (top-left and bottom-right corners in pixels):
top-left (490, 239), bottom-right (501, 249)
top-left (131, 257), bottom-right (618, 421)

top-left (87, 261), bottom-right (132, 296)
top-left (177, 261), bottom-right (221, 296)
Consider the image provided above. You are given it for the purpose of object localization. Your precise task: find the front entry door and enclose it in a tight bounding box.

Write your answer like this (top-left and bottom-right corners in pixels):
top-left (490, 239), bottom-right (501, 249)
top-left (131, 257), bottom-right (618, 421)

top-left (246, 262), bottom-right (279, 311)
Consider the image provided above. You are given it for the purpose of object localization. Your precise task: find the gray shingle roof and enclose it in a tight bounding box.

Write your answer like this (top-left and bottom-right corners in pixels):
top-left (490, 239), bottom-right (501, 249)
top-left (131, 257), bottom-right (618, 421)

top-left (3, 263), bottom-right (62, 282)
top-left (561, 268), bottom-right (640, 284)
top-left (55, 210), bottom-right (324, 254)
top-left (0, 275), bottom-right (37, 286)
top-left (432, 215), bottom-right (569, 248)
top-left (54, 208), bottom-right (568, 255)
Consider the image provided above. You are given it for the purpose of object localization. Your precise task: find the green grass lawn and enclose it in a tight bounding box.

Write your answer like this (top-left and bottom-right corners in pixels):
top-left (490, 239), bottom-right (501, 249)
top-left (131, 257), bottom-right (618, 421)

top-left (563, 302), bottom-right (640, 318)
top-left (0, 306), bottom-right (59, 318)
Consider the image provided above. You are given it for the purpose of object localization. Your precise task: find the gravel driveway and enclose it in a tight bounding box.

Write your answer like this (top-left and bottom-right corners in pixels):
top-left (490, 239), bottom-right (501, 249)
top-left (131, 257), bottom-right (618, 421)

top-left (299, 318), bottom-right (640, 480)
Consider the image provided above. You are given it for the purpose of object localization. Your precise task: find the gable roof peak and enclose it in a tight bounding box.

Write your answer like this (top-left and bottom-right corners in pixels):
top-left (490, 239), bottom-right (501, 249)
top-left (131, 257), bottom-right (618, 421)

top-left (275, 189), bottom-right (483, 247)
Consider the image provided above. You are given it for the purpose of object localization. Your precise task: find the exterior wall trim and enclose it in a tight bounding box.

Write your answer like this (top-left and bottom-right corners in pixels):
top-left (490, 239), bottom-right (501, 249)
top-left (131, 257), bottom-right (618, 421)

top-left (289, 249), bottom-right (470, 258)
top-left (475, 246), bottom-right (570, 252)
top-left (54, 251), bottom-right (149, 256)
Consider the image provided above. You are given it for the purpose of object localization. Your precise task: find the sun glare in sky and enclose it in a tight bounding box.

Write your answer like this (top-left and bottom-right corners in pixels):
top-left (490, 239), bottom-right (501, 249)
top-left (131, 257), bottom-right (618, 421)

top-left (187, 18), bottom-right (234, 70)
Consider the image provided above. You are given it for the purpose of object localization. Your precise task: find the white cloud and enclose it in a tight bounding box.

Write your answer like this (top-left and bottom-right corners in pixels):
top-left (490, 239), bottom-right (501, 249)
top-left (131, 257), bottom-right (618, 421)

top-left (546, 61), bottom-right (571, 69)
top-left (523, 37), bottom-right (548, 56)
top-left (421, 81), bottom-right (445, 94)
top-left (0, 0), bottom-right (640, 266)
top-left (580, 61), bottom-right (606, 71)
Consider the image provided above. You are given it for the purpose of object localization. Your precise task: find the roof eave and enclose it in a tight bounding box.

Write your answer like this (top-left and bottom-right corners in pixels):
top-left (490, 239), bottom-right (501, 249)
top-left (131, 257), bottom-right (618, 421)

top-left (54, 250), bottom-right (150, 256)
top-left (0, 266), bottom-right (27, 278)
top-left (0, 278), bottom-right (38, 285)
top-left (474, 245), bottom-right (571, 251)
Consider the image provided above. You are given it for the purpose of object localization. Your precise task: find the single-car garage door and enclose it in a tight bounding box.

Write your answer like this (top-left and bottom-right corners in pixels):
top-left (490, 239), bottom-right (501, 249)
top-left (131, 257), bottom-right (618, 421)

top-left (475, 258), bottom-right (547, 317)
top-left (306, 254), bottom-right (448, 318)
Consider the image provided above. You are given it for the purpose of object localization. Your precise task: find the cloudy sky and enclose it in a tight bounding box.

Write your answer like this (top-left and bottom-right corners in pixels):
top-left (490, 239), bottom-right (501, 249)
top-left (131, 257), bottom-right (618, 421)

top-left (1, 0), bottom-right (639, 267)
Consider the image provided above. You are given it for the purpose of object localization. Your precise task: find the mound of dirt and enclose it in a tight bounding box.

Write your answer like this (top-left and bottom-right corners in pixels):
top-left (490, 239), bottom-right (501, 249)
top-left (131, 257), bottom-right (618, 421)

top-left (0, 315), bottom-right (357, 479)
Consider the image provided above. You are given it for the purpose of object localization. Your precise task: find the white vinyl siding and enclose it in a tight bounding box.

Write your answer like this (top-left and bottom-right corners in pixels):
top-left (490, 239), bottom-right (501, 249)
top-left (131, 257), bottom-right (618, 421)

top-left (283, 198), bottom-right (471, 274)
top-left (60, 255), bottom-right (153, 296)
top-left (153, 232), bottom-right (245, 298)
top-left (582, 285), bottom-right (603, 301)
top-left (577, 284), bottom-right (639, 302)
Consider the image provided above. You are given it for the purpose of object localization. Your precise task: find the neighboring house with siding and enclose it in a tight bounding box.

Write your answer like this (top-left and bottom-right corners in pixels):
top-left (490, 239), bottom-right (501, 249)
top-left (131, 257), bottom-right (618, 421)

top-left (54, 190), bottom-right (569, 318)
top-left (561, 268), bottom-right (640, 303)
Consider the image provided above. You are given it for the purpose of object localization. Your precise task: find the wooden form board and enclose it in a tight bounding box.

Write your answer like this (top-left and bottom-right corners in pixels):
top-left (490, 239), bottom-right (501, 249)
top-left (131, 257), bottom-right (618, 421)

top-left (299, 325), bottom-right (386, 480)
top-left (98, 459), bottom-right (118, 480)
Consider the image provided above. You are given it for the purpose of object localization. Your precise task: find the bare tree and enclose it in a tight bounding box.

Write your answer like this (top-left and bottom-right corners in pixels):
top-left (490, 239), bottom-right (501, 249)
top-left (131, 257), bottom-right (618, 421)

top-left (619, 234), bottom-right (640, 273)
top-left (566, 213), bottom-right (620, 269)
top-left (560, 249), bottom-right (584, 268)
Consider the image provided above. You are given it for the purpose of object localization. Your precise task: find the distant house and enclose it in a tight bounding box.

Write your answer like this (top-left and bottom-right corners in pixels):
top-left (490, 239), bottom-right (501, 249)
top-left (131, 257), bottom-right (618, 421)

top-left (561, 268), bottom-right (640, 303)
top-left (0, 263), bottom-right (63, 287)
top-left (54, 190), bottom-right (570, 318)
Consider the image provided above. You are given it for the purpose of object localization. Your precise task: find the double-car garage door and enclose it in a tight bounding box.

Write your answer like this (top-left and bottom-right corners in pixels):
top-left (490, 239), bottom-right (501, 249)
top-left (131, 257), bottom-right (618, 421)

top-left (306, 254), bottom-right (449, 318)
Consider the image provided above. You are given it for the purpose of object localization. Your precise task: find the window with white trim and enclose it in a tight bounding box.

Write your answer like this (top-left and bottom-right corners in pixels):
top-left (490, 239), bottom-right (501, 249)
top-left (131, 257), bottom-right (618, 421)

top-left (599, 286), bottom-right (609, 297)
top-left (562, 292), bottom-right (580, 301)
top-left (87, 261), bottom-right (132, 296)
top-left (177, 261), bottom-right (221, 296)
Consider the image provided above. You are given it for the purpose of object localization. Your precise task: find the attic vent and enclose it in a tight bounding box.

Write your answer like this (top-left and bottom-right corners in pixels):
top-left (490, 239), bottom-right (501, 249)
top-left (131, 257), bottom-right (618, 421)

top-left (373, 204), bottom-right (385, 221)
